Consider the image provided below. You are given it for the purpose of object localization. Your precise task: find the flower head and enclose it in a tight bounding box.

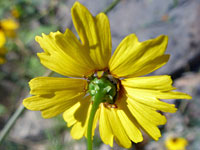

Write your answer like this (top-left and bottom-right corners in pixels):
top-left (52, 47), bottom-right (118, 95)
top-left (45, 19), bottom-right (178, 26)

top-left (165, 137), bottom-right (188, 150)
top-left (0, 18), bottom-right (19, 47)
top-left (11, 7), bottom-right (20, 19)
top-left (23, 2), bottom-right (191, 148)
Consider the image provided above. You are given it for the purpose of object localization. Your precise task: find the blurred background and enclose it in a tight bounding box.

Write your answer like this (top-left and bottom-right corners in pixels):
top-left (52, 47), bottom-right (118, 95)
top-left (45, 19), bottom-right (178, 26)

top-left (0, 0), bottom-right (200, 149)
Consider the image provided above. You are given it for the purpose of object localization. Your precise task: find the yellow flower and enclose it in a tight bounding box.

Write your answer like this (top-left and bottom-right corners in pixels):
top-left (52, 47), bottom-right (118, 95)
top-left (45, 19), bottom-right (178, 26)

top-left (0, 19), bottom-right (19, 47)
top-left (165, 137), bottom-right (188, 150)
top-left (0, 47), bottom-right (7, 64)
top-left (23, 2), bottom-right (191, 148)
top-left (11, 7), bottom-right (20, 19)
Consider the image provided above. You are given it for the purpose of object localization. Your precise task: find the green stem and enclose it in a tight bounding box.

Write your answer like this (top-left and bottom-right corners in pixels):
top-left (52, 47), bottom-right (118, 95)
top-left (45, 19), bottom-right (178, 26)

top-left (103, 0), bottom-right (120, 14)
top-left (87, 91), bottom-right (105, 150)
top-left (0, 104), bottom-right (25, 144)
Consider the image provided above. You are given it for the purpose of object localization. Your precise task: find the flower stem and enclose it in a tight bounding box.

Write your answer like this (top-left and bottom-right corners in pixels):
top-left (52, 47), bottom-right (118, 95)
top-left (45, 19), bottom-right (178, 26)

top-left (0, 70), bottom-right (53, 144)
top-left (103, 0), bottom-right (120, 14)
top-left (87, 91), bottom-right (105, 150)
top-left (0, 104), bottom-right (25, 144)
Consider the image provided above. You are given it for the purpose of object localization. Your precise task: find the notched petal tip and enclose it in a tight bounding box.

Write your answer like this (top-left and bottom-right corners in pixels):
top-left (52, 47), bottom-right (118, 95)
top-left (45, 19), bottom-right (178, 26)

top-left (72, 1), bottom-right (84, 9)
top-left (35, 36), bottom-right (41, 42)
top-left (35, 31), bottom-right (62, 42)
top-left (22, 98), bottom-right (28, 108)
top-left (28, 77), bottom-right (41, 95)
top-left (159, 34), bottom-right (168, 40)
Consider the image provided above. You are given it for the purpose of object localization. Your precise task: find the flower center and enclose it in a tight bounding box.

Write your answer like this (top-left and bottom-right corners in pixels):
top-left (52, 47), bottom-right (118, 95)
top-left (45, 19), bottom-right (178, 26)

top-left (88, 72), bottom-right (118, 104)
top-left (172, 138), bottom-right (178, 143)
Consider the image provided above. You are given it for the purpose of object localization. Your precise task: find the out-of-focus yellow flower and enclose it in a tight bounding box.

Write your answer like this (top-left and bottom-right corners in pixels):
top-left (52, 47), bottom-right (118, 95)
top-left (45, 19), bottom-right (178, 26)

top-left (23, 2), bottom-right (192, 148)
top-left (0, 19), bottom-right (19, 47)
top-left (165, 137), bottom-right (188, 150)
top-left (11, 7), bottom-right (20, 19)
top-left (0, 47), bottom-right (7, 64)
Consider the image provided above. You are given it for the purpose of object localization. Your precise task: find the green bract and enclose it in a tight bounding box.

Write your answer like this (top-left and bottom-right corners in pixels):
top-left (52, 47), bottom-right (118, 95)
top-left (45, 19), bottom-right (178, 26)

top-left (89, 77), bottom-right (117, 104)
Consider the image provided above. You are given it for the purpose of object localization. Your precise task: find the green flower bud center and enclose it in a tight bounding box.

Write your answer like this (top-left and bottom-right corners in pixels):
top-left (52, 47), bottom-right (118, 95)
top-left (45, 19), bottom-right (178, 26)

top-left (89, 77), bottom-right (117, 104)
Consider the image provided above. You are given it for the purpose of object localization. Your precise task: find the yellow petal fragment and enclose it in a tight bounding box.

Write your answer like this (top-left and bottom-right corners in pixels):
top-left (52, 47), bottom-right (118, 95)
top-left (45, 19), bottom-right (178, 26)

top-left (99, 104), bottom-right (114, 147)
top-left (116, 98), bottom-right (143, 143)
top-left (165, 137), bottom-right (188, 150)
top-left (122, 75), bottom-right (175, 91)
top-left (0, 30), bottom-right (6, 47)
top-left (106, 108), bottom-right (132, 148)
top-left (71, 2), bottom-right (112, 69)
top-left (0, 47), bottom-right (6, 64)
top-left (126, 97), bottom-right (162, 140)
top-left (0, 57), bottom-right (6, 64)
top-left (36, 31), bottom-right (94, 77)
top-left (23, 92), bottom-right (85, 118)
top-left (28, 77), bottom-right (87, 95)
top-left (109, 34), bottom-right (168, 77)
top-left (0, 46), bottom-right (6, 55)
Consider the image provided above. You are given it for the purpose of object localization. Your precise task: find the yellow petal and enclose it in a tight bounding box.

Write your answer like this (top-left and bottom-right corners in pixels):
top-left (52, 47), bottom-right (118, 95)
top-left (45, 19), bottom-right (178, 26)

top-left (129, 54), bottom-right (170, 77)
top-left (63, 101), bottom-right (80, 127)
top-left (109, 34), bottom-right (168, 77)
top-left (122, 75), bottom-right (175, 91)
top-left (28, 77), bottom-right (87, 95)
top-left (116, 98), bottom-right (143, 143)
top-left (71, 2), bottom-right (111, 69)
top-left (69, 97), bottom-right (100, 140)
top-left (0, 30), bottom-right (6, 47)
top-left (69, 96), bottom-right (91, 139)
top-left (127, 93), bottom-right (176, 113)
top-left (55, 29), bottom-right (96, 72)
top-left (36, 31), bottom-right (94, 77)
top-left (23, 77), bottom-right (87, 118)
top-left (23, 91), bottom-right (85, 118)
top-left (126, 97), bottom-right (162, 140)
top-left (123, 86), bottom-right (192, 101)
top-left (106, 107), bottom-right (132, 148)
top-left (127, 98), bottom-right (167, 125)
top-left (93, 13), bottom-right (112, 67)
top-left (99, 104), bottom-right (114, 147)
